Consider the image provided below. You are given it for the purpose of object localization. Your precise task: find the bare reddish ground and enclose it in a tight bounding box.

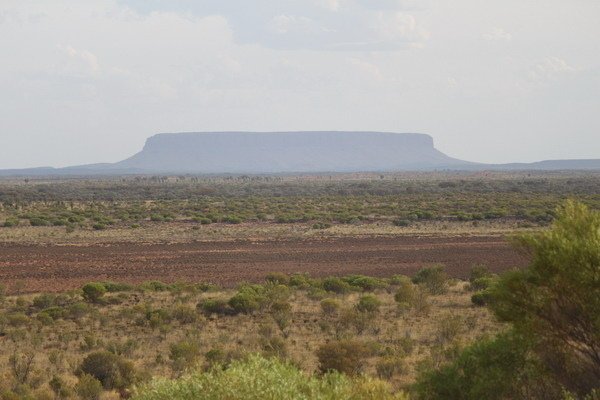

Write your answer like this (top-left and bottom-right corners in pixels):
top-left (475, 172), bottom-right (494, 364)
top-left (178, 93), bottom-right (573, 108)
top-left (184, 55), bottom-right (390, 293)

top-left (0, 236), bottom-right (528, 293)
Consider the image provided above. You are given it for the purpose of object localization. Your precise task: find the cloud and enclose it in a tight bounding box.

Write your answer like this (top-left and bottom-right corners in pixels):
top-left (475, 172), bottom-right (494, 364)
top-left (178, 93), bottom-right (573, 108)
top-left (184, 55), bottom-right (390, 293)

top-left (529, 57), bottom-right (577, 82)
top-left (58, 45), bottom-right (100, 75)
top-left (119, 0), bottom-right (429, 50)
top-left (482, 27), bottom-right (512, 41)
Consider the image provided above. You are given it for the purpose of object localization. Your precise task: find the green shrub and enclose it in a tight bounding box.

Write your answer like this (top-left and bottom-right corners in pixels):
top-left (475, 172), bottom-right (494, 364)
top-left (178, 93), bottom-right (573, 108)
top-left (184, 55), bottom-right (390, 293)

top-left (228, 292), bottom-right (261, 314)
top-left (343, 275), bottom-right (387, 292)
top-left (265, 272), bottom-right (289, 285)
top-left (81, 283), bottom-right (106, 303)
top-left (392, 219), bottom-right (411, 227)
top-left (198, 299), bottom-right (230, 316)
top-left (469, 277), bottom-right (494, 292)
top-left (228, 284), bottom-right (272, 314)
top-left (3, 218), bottom-right (18, 227)
top-left (393, 277), bottom-right (416, 305)
top-left (412, 265), bottom-right (448, 295)
top-left (355, 295), bottom-right (382, 314)
top-left (489, 200), bottom-right (600, 394)
top-left (132, 354), bottom-right (404, 400)
top-left (78, 351), bottom-right (136, 390)
top-left (100, 281), bottom-right (133, 292)
top-left (469, 265), bottom-right (491, 283)
top-left (32, 293), bottom-right (58, 309)
top-left (471, 291), bottom-right (492, 307)
top-left (49, 375), bottom-right (71, 399)
top-left (307, 287), bottom-right (327, 300)
top-left (312, 222), bottom-right (331, 229)
top-left (40, 306), bottom-right (66, 320)
top-left (67, 302), bottom-right (91, 319)
top-left (316, 340), bottom-right (371, 376)
top-left (413, 332), bottom-right (546, 400)
top-left (270, 301), bottom-right (292, 335)
top-left (288, 273), bottom-right (312, 289)
top-left (29, 217), bottom-right (50, 226)
top-left (5, 312), bottom-right (29, 327)
top-left (74, 374), bottom-right (103, 400)
top-left (140, 281), bottom-right (169, 292)
top-left (322, 277), bottom-right (352, 294)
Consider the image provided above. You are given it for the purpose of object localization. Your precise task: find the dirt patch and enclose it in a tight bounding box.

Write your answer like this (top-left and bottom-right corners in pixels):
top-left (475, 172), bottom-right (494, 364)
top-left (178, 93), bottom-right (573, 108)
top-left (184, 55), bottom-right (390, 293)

top-left (0, 235), bottom-right (528, 293)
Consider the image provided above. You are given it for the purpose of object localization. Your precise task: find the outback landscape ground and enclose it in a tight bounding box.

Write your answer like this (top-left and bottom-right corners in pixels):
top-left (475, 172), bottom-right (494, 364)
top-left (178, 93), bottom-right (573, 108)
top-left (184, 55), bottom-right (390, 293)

top-left (0, 172), bottom-right (598, 399)
top-left (0, 235), bottom-right (527, 294)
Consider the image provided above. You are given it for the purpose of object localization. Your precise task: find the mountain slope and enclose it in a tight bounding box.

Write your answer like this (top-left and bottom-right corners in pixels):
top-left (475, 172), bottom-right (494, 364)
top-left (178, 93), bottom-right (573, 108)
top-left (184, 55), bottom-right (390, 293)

top-left (0, 131), bottom-right (598, 176)
top-left (114, 131), bottom-right (471, 173)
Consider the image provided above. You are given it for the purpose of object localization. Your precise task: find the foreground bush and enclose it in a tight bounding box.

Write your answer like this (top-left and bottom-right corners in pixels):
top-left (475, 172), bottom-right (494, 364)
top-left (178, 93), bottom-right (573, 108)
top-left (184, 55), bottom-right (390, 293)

top-left (78, 351), bottom-right (137, 390)
top-left (133, 354), bottom-right (406, 400)
top-left (490, 200), bottom-right (600, 395)
top-left (413, 331), bottom-right (553, 400)
top-left (415, 201), bottom-right (600, 399)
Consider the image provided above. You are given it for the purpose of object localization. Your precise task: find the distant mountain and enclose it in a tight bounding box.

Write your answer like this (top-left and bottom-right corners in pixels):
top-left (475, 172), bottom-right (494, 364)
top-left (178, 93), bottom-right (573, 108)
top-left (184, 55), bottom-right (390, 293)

top-left (0, 131), bottom-right (598, 176)
top-left (114, 131), bottom-right (471, 173)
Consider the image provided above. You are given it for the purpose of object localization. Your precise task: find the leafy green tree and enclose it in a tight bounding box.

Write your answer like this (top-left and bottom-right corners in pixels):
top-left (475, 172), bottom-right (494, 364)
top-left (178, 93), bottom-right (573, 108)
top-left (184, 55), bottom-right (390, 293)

top-left (81, 283), bottom-right (106, 303)
top-left (414, 331), bottom-right (550, 400)
top-left (490, 200), bottom-right (600, 394)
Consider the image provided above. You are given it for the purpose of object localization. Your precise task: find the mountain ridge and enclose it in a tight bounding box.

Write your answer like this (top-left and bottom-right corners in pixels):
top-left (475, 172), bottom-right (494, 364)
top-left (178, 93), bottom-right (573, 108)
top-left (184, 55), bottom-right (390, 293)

top-left (1, 131), bottom-right (598, 176)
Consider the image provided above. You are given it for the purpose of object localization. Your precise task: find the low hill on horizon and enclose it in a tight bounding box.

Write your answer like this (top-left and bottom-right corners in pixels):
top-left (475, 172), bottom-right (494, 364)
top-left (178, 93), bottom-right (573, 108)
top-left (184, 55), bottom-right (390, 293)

top-left (1, 131), bottom-right (599, 176)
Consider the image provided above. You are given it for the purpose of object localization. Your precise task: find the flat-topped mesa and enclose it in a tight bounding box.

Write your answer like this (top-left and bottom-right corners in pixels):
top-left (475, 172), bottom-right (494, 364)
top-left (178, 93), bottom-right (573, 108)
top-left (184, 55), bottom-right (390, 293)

top-left (116, 131), bottom-right (468, 173)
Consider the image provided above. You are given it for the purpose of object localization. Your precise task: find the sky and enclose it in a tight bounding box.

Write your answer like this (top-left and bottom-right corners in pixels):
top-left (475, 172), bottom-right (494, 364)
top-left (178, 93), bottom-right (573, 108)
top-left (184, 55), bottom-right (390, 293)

top-left (0, 0), bottom-right (599, 168)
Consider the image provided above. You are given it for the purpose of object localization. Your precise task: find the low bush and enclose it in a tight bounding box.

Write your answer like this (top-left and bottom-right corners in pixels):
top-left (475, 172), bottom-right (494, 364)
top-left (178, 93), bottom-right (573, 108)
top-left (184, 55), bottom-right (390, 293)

top-left (3, 218), bottom-right (18, 227)
top-left (413, 331), bottom-right (552, 400)
top-left (316, 339), bottom-right (372, 376)
top-left (393, 277), bottom-right (416, 305)
top-left (228, 293), bottom-right (258, 314)
top-left (355, 295), bottom-right (382, 314)
top-left (412, 265), bottom-right (448, 295)
top-left (469, 277), bottom-right (494, 292)
top-left (469, 265), bottom-right (491, 283)
top-left (265, 272), bottom-right (289, 285)
top-left (100, 281), bottom-right (133, 292)
top-left (197, 299), bottom-right (230, 316)
top-left (471, 290), bottom-right (493, 307)
top-left (288, 273), bottom-right (313, 289)
top-left (133, 354), bottom-right (405, 400)
top-left (81, 283), bottom-right (107, 303)
top-left (78, 351), bottom-right (137, 390)
top-left (74, 374), bottom-right (103, 400)
top-left (343, 275), bottom-right (387, 292)
top-left (322, 277), bottom-right (352, 294)
top-left (140, 281), bottom-right (170, 292)
top-left (392, 219), bottom-right (411, 227)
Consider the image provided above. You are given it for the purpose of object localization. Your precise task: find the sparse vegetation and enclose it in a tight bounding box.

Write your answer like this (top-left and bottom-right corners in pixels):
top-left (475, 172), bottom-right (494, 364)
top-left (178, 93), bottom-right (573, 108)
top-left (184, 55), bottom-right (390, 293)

top-left (0, 172), bottom-right (598, 398)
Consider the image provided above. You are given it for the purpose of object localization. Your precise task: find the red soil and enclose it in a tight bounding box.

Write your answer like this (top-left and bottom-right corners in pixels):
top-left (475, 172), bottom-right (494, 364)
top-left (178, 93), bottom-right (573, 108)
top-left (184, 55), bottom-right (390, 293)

top-left (0, 235), bottom-right (528, 293)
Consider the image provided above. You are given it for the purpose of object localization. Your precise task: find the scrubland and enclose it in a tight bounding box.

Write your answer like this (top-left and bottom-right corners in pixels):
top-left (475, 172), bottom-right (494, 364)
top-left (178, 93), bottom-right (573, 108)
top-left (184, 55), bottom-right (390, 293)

top-left (0, 174), bottom-right (597, 399)
top-left (0, 267), bottom-right (499, 399)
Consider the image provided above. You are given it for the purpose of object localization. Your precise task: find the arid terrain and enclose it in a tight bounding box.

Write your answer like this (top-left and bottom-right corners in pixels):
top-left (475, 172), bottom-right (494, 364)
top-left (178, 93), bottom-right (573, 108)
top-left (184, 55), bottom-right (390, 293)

top-left (0, 234), bottom-right (527, 294)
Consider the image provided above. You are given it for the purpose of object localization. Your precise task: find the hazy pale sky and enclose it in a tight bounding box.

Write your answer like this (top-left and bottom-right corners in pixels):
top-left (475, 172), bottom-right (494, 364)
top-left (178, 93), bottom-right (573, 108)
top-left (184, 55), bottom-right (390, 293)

top-left (1, 0), bottom-right (599, 168)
